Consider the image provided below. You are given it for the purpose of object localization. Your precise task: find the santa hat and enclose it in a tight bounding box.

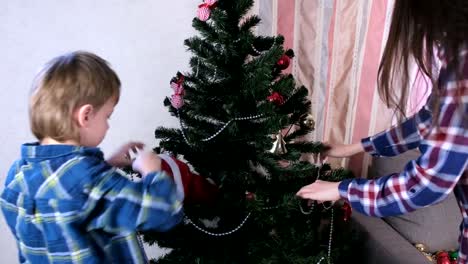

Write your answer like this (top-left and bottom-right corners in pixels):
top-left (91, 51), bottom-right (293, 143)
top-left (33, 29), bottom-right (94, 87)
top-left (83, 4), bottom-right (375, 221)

top-left (159, 154), bottom-right (219, 205)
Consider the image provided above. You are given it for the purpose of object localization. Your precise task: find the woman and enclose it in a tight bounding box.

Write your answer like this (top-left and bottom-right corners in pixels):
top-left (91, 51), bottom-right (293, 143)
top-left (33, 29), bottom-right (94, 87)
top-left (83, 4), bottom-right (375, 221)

top-left (296, 0), bottom-right (468, 262)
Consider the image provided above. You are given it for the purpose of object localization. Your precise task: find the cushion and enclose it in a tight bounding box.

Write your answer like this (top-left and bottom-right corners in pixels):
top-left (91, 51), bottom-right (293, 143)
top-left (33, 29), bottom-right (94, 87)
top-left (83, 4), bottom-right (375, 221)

top-left (369, 149), bottom-right (462, 253)
top-left (367, 149), bottom-right (420, 179)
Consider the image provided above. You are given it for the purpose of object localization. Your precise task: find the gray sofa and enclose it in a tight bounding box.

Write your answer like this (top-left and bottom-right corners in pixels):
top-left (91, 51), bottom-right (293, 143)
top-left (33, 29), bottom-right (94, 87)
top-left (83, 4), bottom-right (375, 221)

top-left (351, 149), bottom-right (461, 264)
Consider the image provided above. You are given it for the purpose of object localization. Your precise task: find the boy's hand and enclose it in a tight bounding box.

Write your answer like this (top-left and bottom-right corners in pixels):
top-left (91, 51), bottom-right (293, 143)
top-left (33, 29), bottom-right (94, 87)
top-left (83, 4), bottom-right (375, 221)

top-left (106, 142), bottom-right (145, 168)
top-left (132, 151), bottom-right (162, 177)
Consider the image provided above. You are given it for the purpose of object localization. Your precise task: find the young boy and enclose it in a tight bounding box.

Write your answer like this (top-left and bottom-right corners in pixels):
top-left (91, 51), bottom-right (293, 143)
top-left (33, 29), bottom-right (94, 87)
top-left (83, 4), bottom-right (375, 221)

top-left (0, 51), bottom-right (184, 263)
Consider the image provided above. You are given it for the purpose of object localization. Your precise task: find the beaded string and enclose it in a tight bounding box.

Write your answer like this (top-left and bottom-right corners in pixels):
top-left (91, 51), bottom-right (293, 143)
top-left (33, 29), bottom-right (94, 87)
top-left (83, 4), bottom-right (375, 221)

top-left (299, 199), bottom-right (315, 215)
top-left (186, 204), bottom-right (334, 264)
top-left (193, 37), bottom-right (277, 78)
top-left (298, 162), bottom-right (335, 264)
top-left (177, 109), bottom-right (264, 145)
top-left (185, 204), bottom-right (278, 237)
top-left (300, 208), bottom-right (334, 264)
top-left (185, 213), bottom-right (251, 237)
top-left (327, 209), bottom-right (334, 263)
top-left (251, 37), bottom-right (277, 55)
top-left (176, 88), bottom-right (301, 147)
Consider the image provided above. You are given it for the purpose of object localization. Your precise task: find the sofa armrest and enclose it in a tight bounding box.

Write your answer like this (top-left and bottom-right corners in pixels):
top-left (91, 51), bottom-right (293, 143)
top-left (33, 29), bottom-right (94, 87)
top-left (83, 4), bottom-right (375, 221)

top-left (351, 212), bottom-right (431, 264)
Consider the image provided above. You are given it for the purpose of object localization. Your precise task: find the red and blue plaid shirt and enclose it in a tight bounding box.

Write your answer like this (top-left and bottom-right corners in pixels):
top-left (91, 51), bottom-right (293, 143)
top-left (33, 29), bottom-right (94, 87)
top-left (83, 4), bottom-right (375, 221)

top-left (1, 143), bottom-right (184, 263)
top-left (339, 49), bottom-right (468, 262)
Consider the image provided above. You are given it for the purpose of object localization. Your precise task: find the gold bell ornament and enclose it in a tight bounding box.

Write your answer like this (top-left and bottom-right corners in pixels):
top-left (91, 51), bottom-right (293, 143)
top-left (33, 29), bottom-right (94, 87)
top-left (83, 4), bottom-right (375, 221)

top-left (269, 131), bottom-right (287, 154)
top-left (414, 243), bottom-right (433, 262)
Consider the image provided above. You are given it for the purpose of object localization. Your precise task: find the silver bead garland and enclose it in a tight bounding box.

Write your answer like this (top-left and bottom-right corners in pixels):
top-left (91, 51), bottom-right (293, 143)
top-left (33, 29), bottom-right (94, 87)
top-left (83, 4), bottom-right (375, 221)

top-left (299, 200), bottom-right (315, 215)
top-left (262, 205), bottom-right (280, 210)
top-left (178, 112), bottom-right (193, 146)
top-left (186, 204), bottom-right (334, 264)
top-left (303, 208), bottom-right (334, 264)
top-left (327, 209), bottom-right (334, 264)
top-left (177, 109), bottom-right (264, 145)
top-left (185, 213), bottom-right (251, 237)
top-left (251, 38), bottom-right (277, 54)
top-left (211, 69), bottom-right (217, 82)
top-left (185, 204), bottom-right (279, 237)
top-left (250, 44), bottom-right (262, 55)
top-left (297, 165), bottom-right (335, 264)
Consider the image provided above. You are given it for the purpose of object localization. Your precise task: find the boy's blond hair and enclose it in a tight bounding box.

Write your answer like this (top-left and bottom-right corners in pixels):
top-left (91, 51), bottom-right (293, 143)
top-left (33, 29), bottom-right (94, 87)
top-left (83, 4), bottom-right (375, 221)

top-left (29, 51), bottom-right (121, 142)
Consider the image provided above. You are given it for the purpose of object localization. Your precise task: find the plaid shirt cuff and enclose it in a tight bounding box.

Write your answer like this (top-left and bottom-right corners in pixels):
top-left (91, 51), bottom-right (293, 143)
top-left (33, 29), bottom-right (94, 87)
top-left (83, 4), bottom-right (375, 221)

top-left (338, 179), bottom-right (352, 201)
top-left (361, 137), bottom-right (379, 156)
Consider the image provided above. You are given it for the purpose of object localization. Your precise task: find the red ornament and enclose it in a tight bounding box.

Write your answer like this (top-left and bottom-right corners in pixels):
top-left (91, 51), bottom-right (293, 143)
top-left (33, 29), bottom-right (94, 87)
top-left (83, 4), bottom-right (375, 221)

top-left (437, 251), bottom-right (450, 264)
top-left (342, 202), bottom-right (352, 222)
top-left (245, 191), bottom-right (256, 201)
top-left (170, 73), bottom-right (185, 108)
top-left (276, 54), bottom-right (291, 70)
top-left (170, 79), bottom-right (185, 95)
top-left (171, 94), bottom-right (184, 109)
top-left (267, 92), bottom-right (285, 105)
top-left (160, 155), bottom-right (219, 205)
top-left (197, 0), bottom-right (218, 21)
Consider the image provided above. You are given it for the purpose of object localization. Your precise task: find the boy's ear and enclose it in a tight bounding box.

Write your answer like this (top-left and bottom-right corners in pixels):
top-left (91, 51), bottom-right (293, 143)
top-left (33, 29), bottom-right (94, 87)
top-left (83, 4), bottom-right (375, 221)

top-left (75, 104), bottom-right (94, 127)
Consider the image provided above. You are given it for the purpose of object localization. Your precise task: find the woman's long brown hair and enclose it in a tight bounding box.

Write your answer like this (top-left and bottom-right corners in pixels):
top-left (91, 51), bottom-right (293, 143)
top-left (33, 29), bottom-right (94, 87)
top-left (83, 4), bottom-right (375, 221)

top-left (378, 0), bottom-right (468, 122)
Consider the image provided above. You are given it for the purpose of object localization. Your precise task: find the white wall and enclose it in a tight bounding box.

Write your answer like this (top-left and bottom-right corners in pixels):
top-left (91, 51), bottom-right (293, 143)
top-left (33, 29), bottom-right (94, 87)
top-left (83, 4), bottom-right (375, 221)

top-left (0, 0), bottom-right (198, 261)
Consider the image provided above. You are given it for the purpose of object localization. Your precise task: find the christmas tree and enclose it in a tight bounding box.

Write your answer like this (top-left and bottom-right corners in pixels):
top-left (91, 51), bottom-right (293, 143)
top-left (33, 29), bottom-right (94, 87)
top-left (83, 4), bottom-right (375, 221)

top-left (142, 0), bottom-right (359, 263)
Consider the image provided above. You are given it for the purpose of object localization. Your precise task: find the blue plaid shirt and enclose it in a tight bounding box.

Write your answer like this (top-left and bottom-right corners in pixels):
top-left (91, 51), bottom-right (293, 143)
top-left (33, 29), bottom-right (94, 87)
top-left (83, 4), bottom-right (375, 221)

top-left (1, 143), bottom-right (184, 263)
top-left (338, 49), bottom-right (468, 262)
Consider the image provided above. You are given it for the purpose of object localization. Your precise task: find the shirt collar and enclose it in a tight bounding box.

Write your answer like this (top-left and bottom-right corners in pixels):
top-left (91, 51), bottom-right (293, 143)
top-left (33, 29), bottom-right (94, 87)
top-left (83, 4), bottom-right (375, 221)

top-left (21, 142), bottom-right (104, 161)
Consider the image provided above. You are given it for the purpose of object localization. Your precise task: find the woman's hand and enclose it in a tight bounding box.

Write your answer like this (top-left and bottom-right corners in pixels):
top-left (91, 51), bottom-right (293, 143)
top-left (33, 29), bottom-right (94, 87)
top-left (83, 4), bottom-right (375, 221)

top-left (106, 142), bottom-right (145, 168)
top-left (296, 180), bottom-right (341, 202)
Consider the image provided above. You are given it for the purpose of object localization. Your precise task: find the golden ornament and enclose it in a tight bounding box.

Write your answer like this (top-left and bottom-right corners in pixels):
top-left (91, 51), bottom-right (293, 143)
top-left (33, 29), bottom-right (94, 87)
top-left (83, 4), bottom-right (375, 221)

top-left (414, 243), bottom-right (427, 253)
top-left (302, 114), bottom-right (315, 130)
top-left (269, 131), bottom-right (287, 154)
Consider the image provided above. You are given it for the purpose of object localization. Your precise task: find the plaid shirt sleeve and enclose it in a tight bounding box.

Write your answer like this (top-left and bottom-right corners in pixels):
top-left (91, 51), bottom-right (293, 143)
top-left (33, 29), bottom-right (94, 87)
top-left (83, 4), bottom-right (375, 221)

top-left (82, 167), bottom-right (184, 233)
top-left (338, 52), bottom-right (468, 217)
top-left (361, 106), bottom-right (432, 157)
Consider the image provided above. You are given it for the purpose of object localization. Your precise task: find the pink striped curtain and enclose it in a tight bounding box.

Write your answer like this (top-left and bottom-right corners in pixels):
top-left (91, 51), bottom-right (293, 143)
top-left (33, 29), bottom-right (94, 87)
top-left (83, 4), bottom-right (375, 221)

top-left (252, 0), bottom-right (430, 177)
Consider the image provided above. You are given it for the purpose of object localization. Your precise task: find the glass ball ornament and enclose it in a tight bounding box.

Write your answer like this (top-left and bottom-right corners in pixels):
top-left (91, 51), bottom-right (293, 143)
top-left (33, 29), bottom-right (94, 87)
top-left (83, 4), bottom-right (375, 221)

top-left (302, 114), bottom-right (315, 130)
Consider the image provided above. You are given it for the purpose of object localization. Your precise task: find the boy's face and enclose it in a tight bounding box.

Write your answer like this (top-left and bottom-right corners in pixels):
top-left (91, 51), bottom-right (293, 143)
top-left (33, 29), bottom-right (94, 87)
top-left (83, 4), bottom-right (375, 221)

top-left (80, 97), bottom-right (116, 147)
